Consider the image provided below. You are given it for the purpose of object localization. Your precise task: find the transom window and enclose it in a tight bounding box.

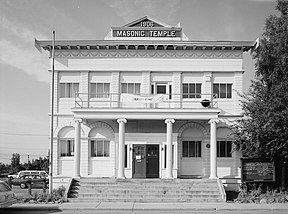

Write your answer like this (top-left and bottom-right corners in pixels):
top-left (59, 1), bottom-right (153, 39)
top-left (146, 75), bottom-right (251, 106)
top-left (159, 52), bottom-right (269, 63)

top-left (60, 83), bottom-right (79, 98)
top-left (91, 140), bottom-right (110, 157)
top-left (60, 139), bottom-right (74, 157)
top-left (121, 83), bottom-right (140, 94)
top-left (182, 83), bottom-right (201, 98)
top-left (90, 83), bottom-right (110, 98)
top-left (182, 141), bottom-right (201, 157)
top-left (217, 141), bottom-right (232, 157)
top-left (213, 83), bottom-right (232, 98)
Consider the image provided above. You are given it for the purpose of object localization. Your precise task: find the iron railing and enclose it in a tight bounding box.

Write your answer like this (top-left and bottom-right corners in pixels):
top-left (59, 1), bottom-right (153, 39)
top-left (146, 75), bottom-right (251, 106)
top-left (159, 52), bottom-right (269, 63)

top-left (74, 93), bottom-right (218, 109)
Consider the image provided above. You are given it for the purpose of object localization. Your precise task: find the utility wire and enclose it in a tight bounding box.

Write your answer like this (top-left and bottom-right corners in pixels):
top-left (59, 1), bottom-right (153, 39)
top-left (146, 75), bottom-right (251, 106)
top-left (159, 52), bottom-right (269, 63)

top-left (0, 132), bottom-right (49, 137)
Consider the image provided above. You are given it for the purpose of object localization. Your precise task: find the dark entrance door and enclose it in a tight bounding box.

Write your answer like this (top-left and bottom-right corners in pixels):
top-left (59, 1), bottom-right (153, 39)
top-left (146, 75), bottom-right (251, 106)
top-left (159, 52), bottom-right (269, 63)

top-left (132, 144), bottom-right (159, 178)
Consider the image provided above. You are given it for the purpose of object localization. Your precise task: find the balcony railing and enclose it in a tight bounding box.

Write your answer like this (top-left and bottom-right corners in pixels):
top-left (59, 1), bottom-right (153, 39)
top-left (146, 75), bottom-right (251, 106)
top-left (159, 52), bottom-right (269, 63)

top-left (74, 93), bottom-right (218, 109)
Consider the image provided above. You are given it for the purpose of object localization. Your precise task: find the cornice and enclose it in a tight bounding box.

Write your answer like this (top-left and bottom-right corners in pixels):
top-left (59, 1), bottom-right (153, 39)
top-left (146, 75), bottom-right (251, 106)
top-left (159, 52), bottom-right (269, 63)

top-left (54, 49), bottom-right (243, 59)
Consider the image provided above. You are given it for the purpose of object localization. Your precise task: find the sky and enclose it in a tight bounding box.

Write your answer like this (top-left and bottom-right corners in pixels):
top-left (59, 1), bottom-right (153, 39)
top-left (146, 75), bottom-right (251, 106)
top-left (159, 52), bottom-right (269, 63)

top-left (0, 0), bottom-right (277, 164)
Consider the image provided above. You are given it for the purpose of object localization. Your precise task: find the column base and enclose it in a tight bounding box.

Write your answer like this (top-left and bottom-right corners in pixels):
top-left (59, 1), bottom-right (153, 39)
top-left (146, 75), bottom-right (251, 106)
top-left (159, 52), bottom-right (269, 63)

top-left (116, 176), bottom-right (126, 179)
top-left (209, 176), bottom-right (218, 179)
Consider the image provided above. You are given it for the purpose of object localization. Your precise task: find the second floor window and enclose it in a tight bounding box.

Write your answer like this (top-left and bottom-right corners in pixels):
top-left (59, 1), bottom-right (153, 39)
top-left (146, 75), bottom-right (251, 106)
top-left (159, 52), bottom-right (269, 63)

top-left (217, 141), bottom-right (232, 157)
top-left (60, 139), bottom-right (74, 157)
top-left (60, 83), bottom-right (79, 98)
top-left (213, 83), bottom-right (232, 98)
top-left (182, 83), bottom-right (201, 98)
top-left (121, 83), bottom-right (140, 94)
top-left (90, 83), bottom-right (110, 98)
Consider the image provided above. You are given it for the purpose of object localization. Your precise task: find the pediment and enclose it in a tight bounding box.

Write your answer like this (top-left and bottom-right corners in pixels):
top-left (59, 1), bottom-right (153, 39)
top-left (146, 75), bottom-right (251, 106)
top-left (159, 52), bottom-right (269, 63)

top-left (123, 16), bottom-right (170, 28)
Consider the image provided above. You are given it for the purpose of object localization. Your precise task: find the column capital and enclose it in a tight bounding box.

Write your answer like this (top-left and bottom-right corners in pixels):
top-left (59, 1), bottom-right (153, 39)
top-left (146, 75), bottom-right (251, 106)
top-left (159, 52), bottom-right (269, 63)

top-left (117, 118), bottom-right (127, 124)
top-left (165, 119), bottom-right (175, 124)
top-left (208, 119), bottom-right (219, 124)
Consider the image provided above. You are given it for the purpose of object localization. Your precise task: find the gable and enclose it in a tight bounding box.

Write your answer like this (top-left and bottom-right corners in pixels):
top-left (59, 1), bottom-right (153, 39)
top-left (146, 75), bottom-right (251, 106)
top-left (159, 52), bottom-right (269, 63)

top-left (123, 16), bottom-right (168, 28)
top-left (110, 16), bottom-right (183, 39)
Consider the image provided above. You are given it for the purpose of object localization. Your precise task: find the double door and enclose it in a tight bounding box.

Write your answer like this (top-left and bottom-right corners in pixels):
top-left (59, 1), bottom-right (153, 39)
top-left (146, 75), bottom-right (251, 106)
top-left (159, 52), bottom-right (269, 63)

top-left (132, 144), bottom-right (159, 178)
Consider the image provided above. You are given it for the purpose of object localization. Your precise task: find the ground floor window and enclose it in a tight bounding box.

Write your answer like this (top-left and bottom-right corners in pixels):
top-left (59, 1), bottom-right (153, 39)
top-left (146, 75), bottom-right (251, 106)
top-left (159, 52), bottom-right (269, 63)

top-left (60, 139), bottom-right (74, 157)
top-left (91, 140), bottom-right (110, 157)
top-left (217, 141), bottom-right (232, 157)
top-left (182, 141), bottom-right (201, 157)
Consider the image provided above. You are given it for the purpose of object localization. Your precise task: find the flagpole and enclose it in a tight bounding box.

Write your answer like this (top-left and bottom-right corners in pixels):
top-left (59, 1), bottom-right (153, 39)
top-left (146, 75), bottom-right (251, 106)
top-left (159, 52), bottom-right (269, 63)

top-left (49, 30), bottom-right (55, 194)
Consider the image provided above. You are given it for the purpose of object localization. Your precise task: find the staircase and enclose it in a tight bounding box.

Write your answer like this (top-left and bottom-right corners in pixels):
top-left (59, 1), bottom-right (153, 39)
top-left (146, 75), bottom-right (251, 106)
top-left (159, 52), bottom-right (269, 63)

top-left (67, 178), bottom-right (226, 203)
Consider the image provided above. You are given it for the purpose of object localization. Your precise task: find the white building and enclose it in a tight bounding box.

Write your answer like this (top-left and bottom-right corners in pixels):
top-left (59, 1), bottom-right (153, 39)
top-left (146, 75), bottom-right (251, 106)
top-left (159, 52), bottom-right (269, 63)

top-left (36, 16), bottom-right (256, 190)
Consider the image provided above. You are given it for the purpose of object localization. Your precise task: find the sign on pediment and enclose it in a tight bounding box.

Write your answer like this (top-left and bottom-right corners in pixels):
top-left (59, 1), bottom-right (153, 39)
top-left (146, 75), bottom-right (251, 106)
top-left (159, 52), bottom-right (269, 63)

top-left (111, 16), bottom-right (182, 38)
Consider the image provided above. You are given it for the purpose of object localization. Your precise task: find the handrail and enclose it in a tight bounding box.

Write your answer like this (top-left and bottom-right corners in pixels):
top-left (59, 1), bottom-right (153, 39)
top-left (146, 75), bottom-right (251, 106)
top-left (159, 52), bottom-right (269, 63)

top-left (74, 93), bottom-right (218, 109)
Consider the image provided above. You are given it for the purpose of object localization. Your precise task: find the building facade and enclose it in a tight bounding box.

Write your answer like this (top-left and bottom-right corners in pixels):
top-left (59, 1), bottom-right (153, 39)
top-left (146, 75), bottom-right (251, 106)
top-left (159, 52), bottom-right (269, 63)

top-left (36, 16), bottom-right (256, 189)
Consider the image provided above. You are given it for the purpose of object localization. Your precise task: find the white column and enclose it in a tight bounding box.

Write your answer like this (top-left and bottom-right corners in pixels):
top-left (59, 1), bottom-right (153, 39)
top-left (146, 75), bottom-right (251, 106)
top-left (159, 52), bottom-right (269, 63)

top-left (74, 119), bottom-right (82, 178)
top-left (165, 119), bottom-right (175, 179)
top-left (209, 119), bottom-right (218, 179)
top-left (117, 118), bottom-right (127, 179)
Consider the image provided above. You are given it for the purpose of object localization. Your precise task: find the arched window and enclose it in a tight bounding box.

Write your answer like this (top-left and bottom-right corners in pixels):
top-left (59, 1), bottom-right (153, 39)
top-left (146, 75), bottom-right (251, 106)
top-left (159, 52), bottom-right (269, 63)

top-left (58, 127), bottom-right (75, 157)
top-left (89, 126), bottom-right (113, 158)
top-left (181, 127), bottom-right (204, 158)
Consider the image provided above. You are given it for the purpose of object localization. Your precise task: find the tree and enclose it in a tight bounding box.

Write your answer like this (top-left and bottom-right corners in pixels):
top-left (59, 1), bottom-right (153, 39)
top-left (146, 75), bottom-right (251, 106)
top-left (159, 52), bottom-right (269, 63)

top-left (233, 0), bottom-right (288, 186)
top-left (10, 153), bottom-right (21, 172)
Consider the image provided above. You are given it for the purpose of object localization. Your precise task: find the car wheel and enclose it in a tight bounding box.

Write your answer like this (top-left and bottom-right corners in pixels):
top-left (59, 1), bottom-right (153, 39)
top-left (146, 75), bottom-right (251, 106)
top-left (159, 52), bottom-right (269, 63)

top-left (20, 183), bottom-right (27, 189)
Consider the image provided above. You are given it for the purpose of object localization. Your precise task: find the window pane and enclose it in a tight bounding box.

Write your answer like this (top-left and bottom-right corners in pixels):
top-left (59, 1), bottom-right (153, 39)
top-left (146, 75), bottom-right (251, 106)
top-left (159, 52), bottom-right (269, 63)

top-left (103, 83), bottom-right (110, 98)
top-left (73, 83), bottom-right (79, 97)
top-left (60, 83), bottom-right (66, 98)
top-left (60, 140), bottom-right (67, 156)
top-left (189, 141), bottom-right (196, 157)
top-left (125, 145), bottom-right (128, 168)
top-left (96, 141), bottom-right (104, 156)
top-left (121, 83), bottom-right (127, 93)
top-left (97, 83), bottom-right (103, 98)
top-left (183, 84), bottom-right (188, 98)
top-left (69, 140), bottom-right (74, 156)
top-left (220, 84), bottom-right (226, 98)
top-left (157, 85), bottom-right (166, 94)
top-left (128, 83), bottom-right (134, 94)
top-left (227, 141), bottom-right (232, 157)
top-left (189, 84), bottom-right (195, 99)
top-left (196, 84), bottom-right (201, 98)
top-left (104, 141), bottom-right (110, 157)
top-left (220, 141), bottom-right (226, 157)
top-left (135, 83), bottom-right (140, 95)
top-left (66, 83), bottom-right (71, 97)
top-left (197, 141), bottom-right (201, 157)
top-left (90, 83), bottom-right (96, 98)
top-left (182, 141), bottom-right (188, 157)
top-left (217, 141), bottom-right (220, 157)
top-left (227, 84), bottom-right (232, 98)
top-left (213, 84), bottom-right (219, 98)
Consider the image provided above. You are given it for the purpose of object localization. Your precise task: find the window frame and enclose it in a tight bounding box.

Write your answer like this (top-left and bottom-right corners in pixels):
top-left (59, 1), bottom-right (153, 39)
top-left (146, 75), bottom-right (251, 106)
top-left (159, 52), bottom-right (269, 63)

top-left (59, 83), bottom-right (79, 98)
top-left (90, 139), bottom-right (110, 158)
top-left (213, 83), bottom-right (232, 99)
top-left (59, 139), bottom-right (74, 157)
top-left (182, 141), bottom-right (202, 158)
top-left (182, 83), bottom-right (202, 99)
top-left (90, 83), bottom-right (110, 98)
top-left (217, 140), bottom-right (233, 158)
top-left (121, 83), bottom-right (141, 95)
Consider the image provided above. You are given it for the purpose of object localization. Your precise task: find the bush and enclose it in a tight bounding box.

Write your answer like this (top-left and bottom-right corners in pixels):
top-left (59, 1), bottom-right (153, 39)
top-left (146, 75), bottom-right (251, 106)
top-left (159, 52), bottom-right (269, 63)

top-left (235, 184), bottom-right (288, 203)
top-left (24, 185), bottom-right (66, 204)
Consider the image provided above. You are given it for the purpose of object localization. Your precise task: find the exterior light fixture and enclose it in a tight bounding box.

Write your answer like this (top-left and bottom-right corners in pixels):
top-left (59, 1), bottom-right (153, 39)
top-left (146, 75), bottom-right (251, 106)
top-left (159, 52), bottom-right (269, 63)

top-left (201, 99), bottom-right (211, 108)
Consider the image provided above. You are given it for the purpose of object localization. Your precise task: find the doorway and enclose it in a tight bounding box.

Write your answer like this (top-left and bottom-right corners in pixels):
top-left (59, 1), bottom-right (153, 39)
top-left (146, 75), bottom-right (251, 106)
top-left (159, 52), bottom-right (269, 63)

top-left (132, 144), bottom-right (159, 178)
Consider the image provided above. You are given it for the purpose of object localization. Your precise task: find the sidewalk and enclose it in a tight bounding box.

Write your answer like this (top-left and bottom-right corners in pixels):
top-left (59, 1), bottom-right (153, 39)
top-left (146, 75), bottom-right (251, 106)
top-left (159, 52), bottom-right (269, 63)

top-left (10, 202), bottom-right (288, 211)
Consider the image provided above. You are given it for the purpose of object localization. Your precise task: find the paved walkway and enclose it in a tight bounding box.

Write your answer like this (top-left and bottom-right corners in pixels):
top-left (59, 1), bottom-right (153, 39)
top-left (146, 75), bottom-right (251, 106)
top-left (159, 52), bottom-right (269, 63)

top-left (10, 202), bottom-right (288, 211)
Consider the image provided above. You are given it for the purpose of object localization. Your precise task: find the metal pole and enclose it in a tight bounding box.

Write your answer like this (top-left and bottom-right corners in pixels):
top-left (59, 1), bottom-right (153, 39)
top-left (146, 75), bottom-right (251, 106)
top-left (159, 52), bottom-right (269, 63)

top-left (49, 30), bottom-right (55, 194)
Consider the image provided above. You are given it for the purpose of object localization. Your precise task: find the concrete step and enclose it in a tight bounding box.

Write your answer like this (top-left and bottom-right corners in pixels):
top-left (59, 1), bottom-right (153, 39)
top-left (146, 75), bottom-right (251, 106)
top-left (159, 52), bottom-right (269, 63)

top-left (68, 197), bottom-right (223, 203)
top-left (68, 178), bottom-right (225, 203)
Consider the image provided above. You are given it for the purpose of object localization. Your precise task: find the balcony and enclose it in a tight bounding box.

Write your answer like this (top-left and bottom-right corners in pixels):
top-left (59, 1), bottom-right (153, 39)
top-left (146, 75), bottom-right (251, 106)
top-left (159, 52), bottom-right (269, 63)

top-left (74, 93), bottom-right (218, 109)
top-left (72, 93), bottom-right (220, 120)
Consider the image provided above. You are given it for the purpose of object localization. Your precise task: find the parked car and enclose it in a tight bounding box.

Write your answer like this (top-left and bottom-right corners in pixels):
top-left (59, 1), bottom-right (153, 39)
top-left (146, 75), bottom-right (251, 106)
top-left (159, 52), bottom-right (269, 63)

top-left (13, 170), bottom-right (48, 179)
top-left (0, 180), bottom-right (17, 208)
top-left (7, 172), bottom-right (18, 179)
top-left (12, 175), bottom-right (49, 189)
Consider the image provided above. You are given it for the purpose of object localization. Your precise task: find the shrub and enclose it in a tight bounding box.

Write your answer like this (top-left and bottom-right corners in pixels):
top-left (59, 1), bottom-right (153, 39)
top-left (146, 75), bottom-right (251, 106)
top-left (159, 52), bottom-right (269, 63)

top-left (24, 185), bottom-right (66, 203)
